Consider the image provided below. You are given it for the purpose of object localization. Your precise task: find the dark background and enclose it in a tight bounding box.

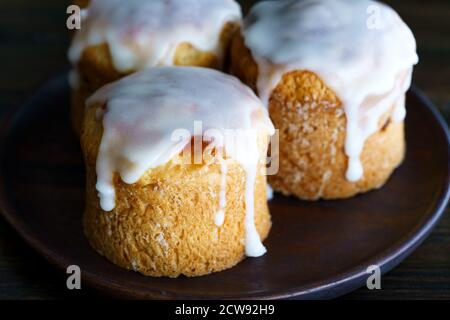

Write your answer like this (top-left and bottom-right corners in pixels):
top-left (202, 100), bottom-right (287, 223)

top-left (0, 0), bottom-right (449, 299)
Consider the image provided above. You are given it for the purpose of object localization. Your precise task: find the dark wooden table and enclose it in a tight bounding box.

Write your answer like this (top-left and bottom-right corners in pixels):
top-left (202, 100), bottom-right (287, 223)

top-left (0, 0), bottom-right (449, 300)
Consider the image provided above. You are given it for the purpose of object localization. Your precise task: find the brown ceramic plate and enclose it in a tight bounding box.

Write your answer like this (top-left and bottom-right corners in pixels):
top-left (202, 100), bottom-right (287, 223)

top-left (0, 74), bottom-right (449, 299)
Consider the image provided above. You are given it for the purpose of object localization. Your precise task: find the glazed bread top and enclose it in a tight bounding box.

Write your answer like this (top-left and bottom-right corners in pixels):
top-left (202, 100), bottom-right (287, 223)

top-left (242, 0), bottom-right (418, 182)
top-left (86, 67), bottom-right (274, 257)
top-left (69, 0), bottom-right (242, 73)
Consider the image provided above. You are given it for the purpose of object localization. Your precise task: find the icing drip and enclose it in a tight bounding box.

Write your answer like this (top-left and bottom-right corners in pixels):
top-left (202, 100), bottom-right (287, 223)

top-left (68, 0), bottom-right (242, 72)
top-left (243, 156), bottom-right (266, 257)
top-left (87, 67), bottom-right (274, 257)
top-left (243, 0), bottom-right (418, 181)
top-left (266, 185), bottom-right (274, 201)
top-left (68, 69), bottom-right (80, 89)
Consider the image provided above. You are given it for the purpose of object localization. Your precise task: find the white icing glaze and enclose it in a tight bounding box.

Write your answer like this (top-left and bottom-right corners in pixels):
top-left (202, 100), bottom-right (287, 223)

top-left (68, 0), bottom-right (242, 72)
top-left (266, 185), bottom-right (274, 201)
top-left (243, 157), bottom-right (267, 256)
top-left (215, 210), bottom-right (225, 227)
top-left (243, 0), bottom-right (418, 181)
top-left (68, 69), bottom-right (80, 89)
top-left (87, 67), bottom-right (274, 257)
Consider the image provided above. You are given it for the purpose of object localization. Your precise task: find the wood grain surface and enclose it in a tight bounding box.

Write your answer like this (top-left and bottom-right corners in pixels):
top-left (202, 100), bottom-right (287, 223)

top-left (0, 0), bottom-right (449, 299)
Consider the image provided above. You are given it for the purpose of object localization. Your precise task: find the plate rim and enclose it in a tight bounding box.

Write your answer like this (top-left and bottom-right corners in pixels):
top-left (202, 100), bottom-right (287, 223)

top-left (0, 75), bottom-right (449, 300)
